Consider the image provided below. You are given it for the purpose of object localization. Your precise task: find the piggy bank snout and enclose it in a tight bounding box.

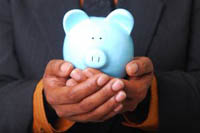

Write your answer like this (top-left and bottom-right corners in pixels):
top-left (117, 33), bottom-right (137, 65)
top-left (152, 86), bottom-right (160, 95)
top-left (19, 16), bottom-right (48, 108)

top-left (84, 49), bottom-right (107, 69)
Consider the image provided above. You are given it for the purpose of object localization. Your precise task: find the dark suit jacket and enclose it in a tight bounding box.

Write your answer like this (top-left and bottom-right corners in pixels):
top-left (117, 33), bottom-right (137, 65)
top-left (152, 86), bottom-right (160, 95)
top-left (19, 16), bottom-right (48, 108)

top-left (0, 0), bottom-right (200, 132)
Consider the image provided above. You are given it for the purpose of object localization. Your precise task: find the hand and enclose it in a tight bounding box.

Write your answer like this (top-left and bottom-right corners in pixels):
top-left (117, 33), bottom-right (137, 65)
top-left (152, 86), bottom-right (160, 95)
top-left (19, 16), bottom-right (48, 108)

top-left (121, 57), bottom-right (154, 112)
top-left (70, 56), bottom-right (153, 114)
top-left (43, 60), bottom-right (126, 122)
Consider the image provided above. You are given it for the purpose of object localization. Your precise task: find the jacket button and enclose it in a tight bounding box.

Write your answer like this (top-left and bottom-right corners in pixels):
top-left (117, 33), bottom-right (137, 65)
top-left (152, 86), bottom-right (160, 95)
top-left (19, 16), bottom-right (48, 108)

top-left (40, 128), bottom-right (45, 133)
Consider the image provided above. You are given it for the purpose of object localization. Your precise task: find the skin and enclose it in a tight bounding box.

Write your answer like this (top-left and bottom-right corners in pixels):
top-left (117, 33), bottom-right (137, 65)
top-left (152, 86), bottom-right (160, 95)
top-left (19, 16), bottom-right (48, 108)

top-left (43, 60), bottom-right (126, 122)
top-left (69, 57), bottom-right (154, 113)
top-left (43, 57), bottom-right (154, 122)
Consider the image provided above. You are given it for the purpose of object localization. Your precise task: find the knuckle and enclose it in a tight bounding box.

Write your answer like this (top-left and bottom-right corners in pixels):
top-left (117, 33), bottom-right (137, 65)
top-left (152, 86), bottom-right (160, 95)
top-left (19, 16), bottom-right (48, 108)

top-left (55, 106), bottom-right (70, 118)
top-left (107, 97), bottom-right (117, 109)
top-left (67, 93), bottom-right (77, 103)
top-left (141, 56), bottom-right (150, 62)
top-left (143, 57), bottom-right (153, 69)
top-left (79, 101), bottom-right (94, 113)
top-left (48, 59), bottom-right (59, 68)
top-left (46, 60), bottom-right (58, 72)
top-left (46, 95), bottom-right (55, 105)
top-left (44, 79), bottom-right (55, 89)
top-left (89, 113), bottom-right (100, 121)
top-left (49, 59), bottom-right (57, 64)
top-left (84, 83), bottom-right (94, 90)
top-left (50, 61), bottom-right (59, 69)
top-left (87, 76), bottom-right (99, 88)
top-left (102, 87), bottom-right (114, 99)
top-left (65, 88), bottom-right (79, 103)
top-left (45, 91), bottom-right (58, 105)
top-left (47, 60), bottom-right (54, 68)
top-left (103, 92), bottom-right (112, 100)
top-left (141, 61), bottom-right (147, 70)
top-left (56, 109), bottom-right (65, 118)
top-left (101, 79), bottom-right (116, 98)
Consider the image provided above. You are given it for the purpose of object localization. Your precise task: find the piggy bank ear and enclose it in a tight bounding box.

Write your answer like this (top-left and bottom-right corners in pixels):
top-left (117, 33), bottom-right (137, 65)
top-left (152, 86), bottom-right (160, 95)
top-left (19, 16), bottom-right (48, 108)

top-left (106, 9), bottom-right (134, 35)
top-left (63, 9), bottom-right (89, 34)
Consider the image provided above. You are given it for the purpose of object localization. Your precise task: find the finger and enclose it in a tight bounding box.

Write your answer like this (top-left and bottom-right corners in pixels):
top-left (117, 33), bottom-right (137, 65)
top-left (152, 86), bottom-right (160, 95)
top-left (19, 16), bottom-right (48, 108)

top-left (44, 60), bottom-right (74, 78)
top-left (43, 60), bottom-right (74, 89)
top-left (83, 68), bottom-right (102, 78)
top-left (53, 104), bottom-right (80, 118)
top-left (70, 68), bottom-right (87, 82)
top-left (124, 73), bottom-right (153, 92)
top-left (69, 96), bottom-right (124, 122)
top-left (54, 90), bottom-right (126, 117)
top-left (56, 80), bottom-right (126, 117)
top-left (54, 74), bottom-right (111, 104)
top-left (52, 102), bottom-right (86, 118)
top-left (101, 104), bottom-right (123, 121)
top-left (66, 79), bottom-right (78, 87)
top-left (122, 74), bottom-right (152, 100)
top-left (78, 79), bottom-right (125, 113)
top-left (126, 57), bottom-right (153, 77)
top-left (120, 100), bottom-right (138, 113)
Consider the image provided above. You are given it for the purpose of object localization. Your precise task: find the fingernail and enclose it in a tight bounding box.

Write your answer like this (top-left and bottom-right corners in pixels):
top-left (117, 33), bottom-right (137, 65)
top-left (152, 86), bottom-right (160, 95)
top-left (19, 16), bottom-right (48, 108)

top-left (70, 70), bottom-right (81, 81)
top-left (115, 91), bottom-right (126, 102)
top-left (60, 63), bottom-right (71, 72)
top-left (114, 104), bottom-right (123, 112)
top-left (112, 80), bottom-right (124, 91)
top-left (97, 74), bottom-right (109, 86)
top-left (131, 63), bottom-right (139, 74)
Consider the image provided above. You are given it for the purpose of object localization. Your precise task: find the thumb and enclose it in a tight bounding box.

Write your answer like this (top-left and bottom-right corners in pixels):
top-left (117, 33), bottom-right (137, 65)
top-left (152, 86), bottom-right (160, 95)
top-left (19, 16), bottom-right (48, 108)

top-left (44, 60), bottom-right (74, 78)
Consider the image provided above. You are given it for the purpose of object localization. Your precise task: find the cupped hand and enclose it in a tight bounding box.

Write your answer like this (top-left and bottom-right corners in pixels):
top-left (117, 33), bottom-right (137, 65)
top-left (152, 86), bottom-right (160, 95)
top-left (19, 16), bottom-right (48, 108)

top-left (69, 57), bottom-right (154, 114)
top-left (121, 57), bottom-right (153, 112)
top-left (43, 60), bottom-right (126, 122)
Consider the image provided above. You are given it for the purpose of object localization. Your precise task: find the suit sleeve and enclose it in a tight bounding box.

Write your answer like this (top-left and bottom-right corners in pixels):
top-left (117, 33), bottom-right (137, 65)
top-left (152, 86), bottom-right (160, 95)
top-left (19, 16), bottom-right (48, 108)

top-left (0, 0), bottom-right (39, 132)
top-left (123, 0), bottom-right (200, 131)
top-left (155, 1), bottom-right (200, 131)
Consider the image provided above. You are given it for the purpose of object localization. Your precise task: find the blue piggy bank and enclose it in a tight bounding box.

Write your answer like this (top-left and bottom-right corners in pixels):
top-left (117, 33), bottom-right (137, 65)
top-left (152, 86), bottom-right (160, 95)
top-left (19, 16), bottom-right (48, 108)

top-left (63, 9), bottom-right (134, 78)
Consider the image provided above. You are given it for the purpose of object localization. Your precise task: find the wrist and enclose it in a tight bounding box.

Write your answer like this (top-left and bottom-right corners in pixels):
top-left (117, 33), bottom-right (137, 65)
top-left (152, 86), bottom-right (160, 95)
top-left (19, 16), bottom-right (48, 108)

top-left (124, 88), bottom-right (151, 124)
top-left (42, 91), bottom-right (59, 125)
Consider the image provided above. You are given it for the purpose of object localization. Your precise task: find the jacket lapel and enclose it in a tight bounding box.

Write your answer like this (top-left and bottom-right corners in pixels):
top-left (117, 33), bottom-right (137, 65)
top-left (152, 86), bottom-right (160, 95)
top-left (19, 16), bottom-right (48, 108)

top-left (117, 0), bottom-right (165, 56)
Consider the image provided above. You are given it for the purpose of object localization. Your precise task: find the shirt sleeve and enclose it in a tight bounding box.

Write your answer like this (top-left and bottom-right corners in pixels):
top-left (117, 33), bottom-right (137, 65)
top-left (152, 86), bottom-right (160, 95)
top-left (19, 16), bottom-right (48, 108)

top-left (33, 80), bottom-right (75, 133)
top-left (122, 75), bottom-right (159, 131)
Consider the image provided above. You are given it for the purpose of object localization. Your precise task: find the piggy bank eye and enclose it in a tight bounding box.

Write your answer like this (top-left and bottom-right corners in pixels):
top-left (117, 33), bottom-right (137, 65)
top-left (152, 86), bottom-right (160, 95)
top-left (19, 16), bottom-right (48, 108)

top-left (91, 37), bottom-right (95, 40)
top-left (99, 37), bottom-right (102, 40)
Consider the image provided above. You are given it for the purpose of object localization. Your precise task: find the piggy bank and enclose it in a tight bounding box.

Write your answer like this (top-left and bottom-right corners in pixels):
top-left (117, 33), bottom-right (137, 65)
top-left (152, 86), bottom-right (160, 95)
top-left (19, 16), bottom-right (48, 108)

top-left (63, 9), bottom-right (134, 78)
